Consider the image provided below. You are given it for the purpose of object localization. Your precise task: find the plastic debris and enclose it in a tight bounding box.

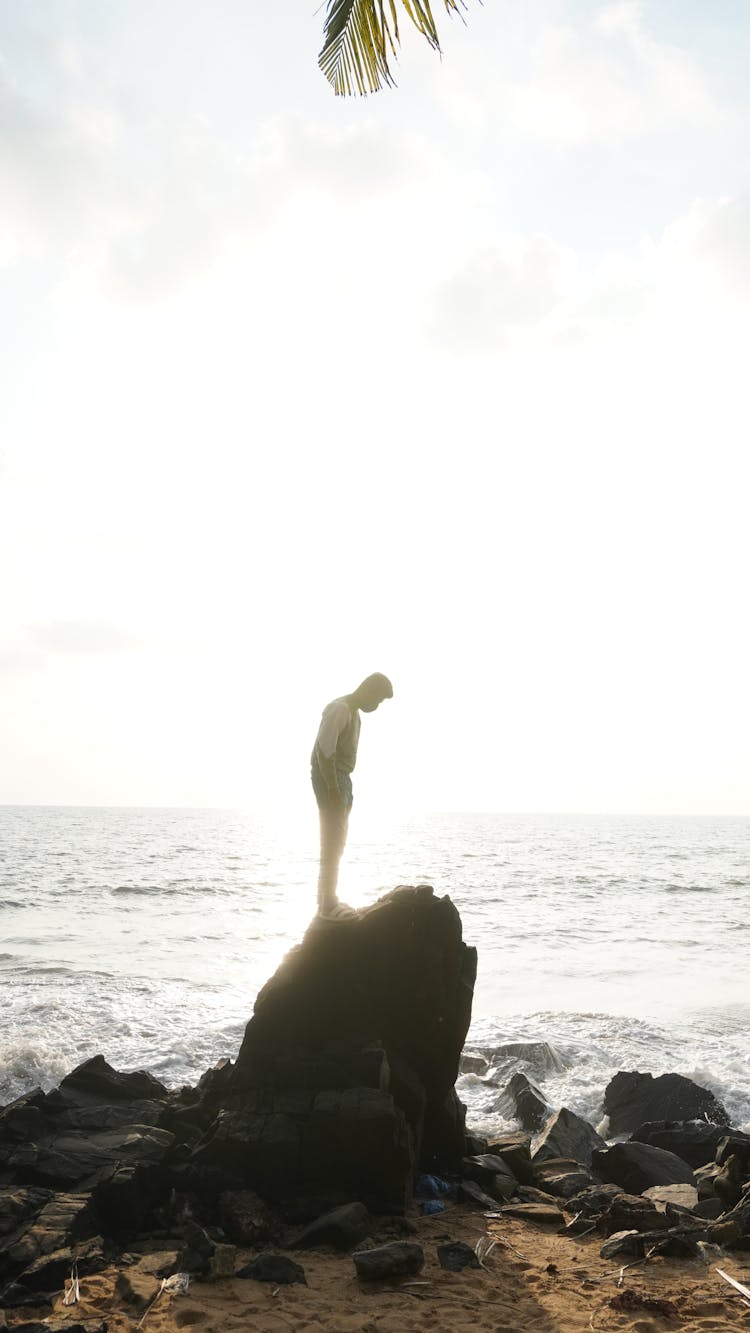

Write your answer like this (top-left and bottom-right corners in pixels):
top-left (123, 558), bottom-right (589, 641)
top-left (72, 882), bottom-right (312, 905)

top-left (716, 1267), bottom-right (750, 1309)
top-left (415, 1173), bottom-right (456, 1199)
top-left (420, 1199), bottom-right (446, 1216)
top-left (137, 1272), bottom-right (191, 1328)
top-left (63, 1260), bottom-right (80, 1306)
top-left (474, 1235), bottom-right (498, 1268)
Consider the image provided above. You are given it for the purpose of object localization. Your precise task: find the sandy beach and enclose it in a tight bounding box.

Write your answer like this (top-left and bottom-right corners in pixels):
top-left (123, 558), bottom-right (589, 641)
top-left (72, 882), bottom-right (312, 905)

top-left (12, 1202), bottom-right (749, 1333)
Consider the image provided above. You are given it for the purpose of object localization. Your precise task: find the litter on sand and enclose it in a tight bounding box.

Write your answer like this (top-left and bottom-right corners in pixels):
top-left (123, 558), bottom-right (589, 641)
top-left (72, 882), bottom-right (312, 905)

top-left (716, 1267), bottom-right (750, 1308)
top-left (137, 1271), bottom-right (191, 1328)
top-left (63, 1261), bottom-right (80, 1306)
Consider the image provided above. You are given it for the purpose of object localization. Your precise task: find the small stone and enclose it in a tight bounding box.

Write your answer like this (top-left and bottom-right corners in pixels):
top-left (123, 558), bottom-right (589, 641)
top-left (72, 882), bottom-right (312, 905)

top-left (437, 1241), bottom-right (480, 1272)
top-left (353, 1241), bottom-right (425, 1281)
top-left (600, 1230), bottom-right (644, 1260)
top-left (236, 1254), bottom-right (306, 1285)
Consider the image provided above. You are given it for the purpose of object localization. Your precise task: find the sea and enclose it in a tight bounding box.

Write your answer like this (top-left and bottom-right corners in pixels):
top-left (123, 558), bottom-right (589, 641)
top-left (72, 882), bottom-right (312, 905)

top-left (1, 806), bottom-right (749, 1135)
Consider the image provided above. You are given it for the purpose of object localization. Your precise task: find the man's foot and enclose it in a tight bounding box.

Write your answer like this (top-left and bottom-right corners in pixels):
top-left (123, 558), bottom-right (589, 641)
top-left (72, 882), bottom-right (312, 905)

top-left (317, 900), bottom-right (357, 921)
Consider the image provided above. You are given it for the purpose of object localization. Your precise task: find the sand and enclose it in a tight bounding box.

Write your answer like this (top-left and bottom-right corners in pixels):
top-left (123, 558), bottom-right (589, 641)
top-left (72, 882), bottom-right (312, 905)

top-left (9, 1204), bottom-right (750, 1333)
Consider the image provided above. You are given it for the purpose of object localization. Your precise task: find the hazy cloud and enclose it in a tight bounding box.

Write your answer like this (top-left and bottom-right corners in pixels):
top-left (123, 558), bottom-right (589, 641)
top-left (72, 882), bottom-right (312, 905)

top-left (506, 2), bottom-right (723, 145)
top-left (26, 621), bottom-right (147, 654)
top-left (428, 236), bottom-right (574, 350)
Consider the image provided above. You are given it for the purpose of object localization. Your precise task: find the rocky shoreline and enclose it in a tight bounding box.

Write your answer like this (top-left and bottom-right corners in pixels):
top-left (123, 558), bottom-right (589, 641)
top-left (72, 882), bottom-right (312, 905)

top-left (2, 886), bottom-right (749, 1331)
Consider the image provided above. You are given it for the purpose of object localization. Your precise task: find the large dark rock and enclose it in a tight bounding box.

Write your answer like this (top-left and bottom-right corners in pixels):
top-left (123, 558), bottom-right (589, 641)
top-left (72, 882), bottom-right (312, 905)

top-left (59, 1056), bottom-right (168, 1106)
top-left (494, 1073), bottom-right (550, 1132)
top-left (352, 1240), bottom-right (424, 1281)
top-left (196, 886), bottom-right (475, 1212)
top-left (532, 1108), bottom-right (606, 1167)
top-left (603, 1072), bottom-right (730, 1137)
top-left (630, 1120), bottom-right (729, 1169)
top-left (592, 1141), bottom-right (695, 1193)
top-left (234, 886), bottom-right (475, 1163)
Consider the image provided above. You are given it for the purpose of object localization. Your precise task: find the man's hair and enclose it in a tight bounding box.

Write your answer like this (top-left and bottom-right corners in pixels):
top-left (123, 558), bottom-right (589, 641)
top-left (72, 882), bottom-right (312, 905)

top-left (359, 672), bottom-right (393, 699)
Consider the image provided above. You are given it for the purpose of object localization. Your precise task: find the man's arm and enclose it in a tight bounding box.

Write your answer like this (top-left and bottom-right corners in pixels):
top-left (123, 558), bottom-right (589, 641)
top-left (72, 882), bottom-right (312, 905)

top-left (314, 700), bottom-right (350, 800)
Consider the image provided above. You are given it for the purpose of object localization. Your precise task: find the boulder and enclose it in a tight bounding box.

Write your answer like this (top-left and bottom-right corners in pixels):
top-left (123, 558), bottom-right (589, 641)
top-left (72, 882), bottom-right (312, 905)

top-left (233, 887), bottom-right (475, 1158)
top-left (602, 1072), bottom-right (729, 1137)
top-left (202, 886), bottom-right (476, 1210)
top-left (539, 1170), bottom-right (596, 1201)
top-left (486, 1131), bottom-right (534, 1184)
top-left (490, 1042), bottom-right (565, 1075)
top-left (533, 1108), bottom-right (606, 1167)
top-left (461, 1154), bottom-right (517, 1201)
top-left (715, 1133), bottom-right (750, 1172)
top-left (352, 1240), bottom-right (424, 1281)
top-left (642, 1184), bottom-right (699, 1212)
top-left (494, 1073), bottom-right (550, 1133)
top-left (592, 1142), bottom-right (695, 1194)
top-left (0, 1193), bottom-right (95, 1286)
top-left (629, 1119), bottom-right (728, 1169)
top-left (292, 1202), bottom-right (371, 1251)
top-left (59, 1055), bottom-right (168, 1105)
top-left (437, 1241), bottom-right (480, 1271)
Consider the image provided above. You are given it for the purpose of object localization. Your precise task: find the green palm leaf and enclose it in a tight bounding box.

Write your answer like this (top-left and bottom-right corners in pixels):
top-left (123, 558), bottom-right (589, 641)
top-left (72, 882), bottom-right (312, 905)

top-left (319, 0), bottom-right (466, 97)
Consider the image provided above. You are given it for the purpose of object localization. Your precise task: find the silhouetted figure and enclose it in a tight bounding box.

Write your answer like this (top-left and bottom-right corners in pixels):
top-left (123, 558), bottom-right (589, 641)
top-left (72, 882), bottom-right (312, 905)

top-left (311, 673), bottom-right (393, 919)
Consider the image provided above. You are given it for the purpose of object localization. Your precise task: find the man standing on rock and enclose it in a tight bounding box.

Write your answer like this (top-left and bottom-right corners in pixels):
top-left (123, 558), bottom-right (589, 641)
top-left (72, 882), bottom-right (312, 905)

top-left (311, 673), bottom-right (393, 920)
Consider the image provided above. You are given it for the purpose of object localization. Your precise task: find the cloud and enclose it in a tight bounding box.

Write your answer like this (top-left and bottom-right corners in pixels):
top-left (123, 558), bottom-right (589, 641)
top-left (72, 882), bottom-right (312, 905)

top-left (1, 37), bottom-right (431, 303)
top-left (26, 621), bottom-right (147, 655)
top-left (505, 2), bottom-right (724, 145)
top-left (428, 235), bottom-right (574, 350)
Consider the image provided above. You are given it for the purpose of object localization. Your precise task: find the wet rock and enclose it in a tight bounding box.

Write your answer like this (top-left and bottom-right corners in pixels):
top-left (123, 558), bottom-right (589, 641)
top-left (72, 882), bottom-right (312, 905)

top-left (460, 1053), bottom-right (490, 1076)
top-left (352, 1240), bottom-right (424, 1281)
top-left (693, 1197), bottom-right (725, 1220)
top-left (2, 1235), bottom-right (105, 1306)
top-left (2, 1125), bottom-right (175, 1192)
top-left (494, 1073), bottom-right (550, 1133)
top-left (600, 1194), bottom-right (676, 1236)
top-left (461, 1154), bottom-right (517, 1201)
top-left (490, 1042), bottom-right (565, 1075)
top-left (437, 1241), bottom-right (480, 1271)
top-left (630, 1119), bottom-right (728, 1169)
top-left (715, 1133), bottom-right (750, 1173)
top-left (237, 1253), bottom-right (306, 1284)
top-left (592, 1142), bottom-right (695, 1194)
top-left (0, 1188), bottom-right (52, 1244)
top-left (533, 1109), bottom-right (606, 1167)
top-left (600, 1229), bottom-right (643, 1260)
top-left (59, 1055), bottom-right (168, 1105)
top-left (0, 1193), bottom-right (95, 1285)
top-left (602, 1072), bottom-right (729, 1138)
top-left (486, 1131), bottom-right (534, 1184)
top-left (642, 1183), bottom-right (699, 1212)
top-left (564, 1183), bottom-right (623, 1220)
top-left (293, 1202), bottom-right (371, 1251)
top-left (540, 1170), bottom-right (597, 1201)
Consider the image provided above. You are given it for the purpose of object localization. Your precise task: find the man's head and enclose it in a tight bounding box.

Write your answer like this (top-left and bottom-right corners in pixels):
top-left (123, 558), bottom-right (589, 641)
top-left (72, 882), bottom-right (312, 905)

top-left (353, 672), bottom-right (393, 713)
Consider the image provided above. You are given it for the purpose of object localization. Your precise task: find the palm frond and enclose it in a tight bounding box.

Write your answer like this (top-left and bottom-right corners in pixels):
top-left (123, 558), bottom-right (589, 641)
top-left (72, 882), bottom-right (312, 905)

top-left (319, 0), bottom-right (468, 97)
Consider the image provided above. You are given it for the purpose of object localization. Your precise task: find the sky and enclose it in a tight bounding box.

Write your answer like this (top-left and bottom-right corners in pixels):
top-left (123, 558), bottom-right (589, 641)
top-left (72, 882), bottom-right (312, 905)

top-left (1, 0), bottom-right (748, 815)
